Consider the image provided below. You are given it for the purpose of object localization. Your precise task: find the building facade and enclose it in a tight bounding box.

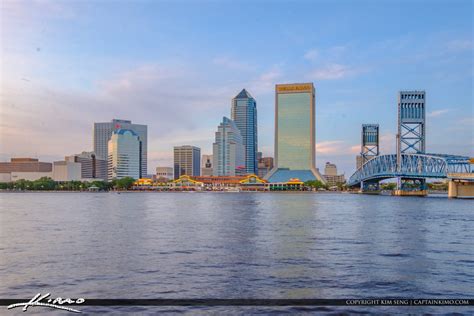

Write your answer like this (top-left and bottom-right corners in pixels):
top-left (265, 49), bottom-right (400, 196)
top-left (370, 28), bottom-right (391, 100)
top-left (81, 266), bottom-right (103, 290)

top-left (265, 83), bottom-right (325, 183)
top-left (213, 117), bottom-right (245, 176)
top-left (231, 89), bottom-right (258, 175)
top-left (258, 156), bottom-right (274, 178)
top-left (173, 146), bottom-right (201, 179)
top-left (201, 154), bottom-right (213, 176)
top-left (156, 167), bottom-right (173, 180)
top-left (0, 158), bottom-right (53, 182)
top-left (323, 162), bottom-right (345, 187)
top-left (94, 119), bottom-right (147, 177)
top-left (52, 161), bottom-right (82, 182)
top-left (65, 152), bottom-right (107, 180)
top-left (107, 129), bottom-right (141, 180)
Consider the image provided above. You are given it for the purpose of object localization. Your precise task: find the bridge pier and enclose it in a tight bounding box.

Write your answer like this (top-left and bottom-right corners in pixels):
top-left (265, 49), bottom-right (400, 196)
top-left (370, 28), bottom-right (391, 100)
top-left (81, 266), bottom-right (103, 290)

top-left (360, 180), bottom-right (380, 194)
top-left (393, 178), bottom-right (427, 196)
top-left (448, 173), bottom-right (474, 198)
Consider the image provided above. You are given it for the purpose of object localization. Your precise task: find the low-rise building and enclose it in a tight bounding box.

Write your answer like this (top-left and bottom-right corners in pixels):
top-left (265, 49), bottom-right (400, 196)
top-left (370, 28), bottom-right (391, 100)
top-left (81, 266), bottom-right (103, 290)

top-left (0, 158), bottom-right (53, 182)
top-left (65, 152), bottom-right (107, 180)
top-left (156, 167), bottom-right (173, 180)
top-left (323, 162), bottom-right (346, 187)
top-left (52, 161), bottom-right (82, 182)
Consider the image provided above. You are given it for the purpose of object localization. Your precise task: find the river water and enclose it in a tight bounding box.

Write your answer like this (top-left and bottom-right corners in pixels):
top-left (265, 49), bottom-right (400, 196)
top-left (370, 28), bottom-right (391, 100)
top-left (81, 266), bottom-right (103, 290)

top-left (0, 192), bottom-right (473, 314)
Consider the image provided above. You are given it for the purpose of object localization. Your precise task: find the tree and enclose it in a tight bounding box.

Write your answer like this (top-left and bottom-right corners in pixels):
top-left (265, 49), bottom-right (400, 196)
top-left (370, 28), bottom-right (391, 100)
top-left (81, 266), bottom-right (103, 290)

top-left (304, 180), bottom-right (327, 190)
top-left (114, 177), bottom-right (135, 190)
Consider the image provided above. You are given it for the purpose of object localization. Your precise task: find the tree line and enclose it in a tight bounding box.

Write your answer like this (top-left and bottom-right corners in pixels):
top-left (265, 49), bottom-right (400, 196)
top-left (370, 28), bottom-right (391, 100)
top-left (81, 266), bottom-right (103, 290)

top-left (0, 177), bottom-right (136, 191)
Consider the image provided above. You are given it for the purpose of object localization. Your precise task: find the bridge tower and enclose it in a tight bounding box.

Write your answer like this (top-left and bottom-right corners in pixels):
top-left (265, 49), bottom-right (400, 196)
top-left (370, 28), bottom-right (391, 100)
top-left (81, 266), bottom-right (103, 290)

top-left (396, 90), bottom-right (427, 194)
top-left (360, 124), bottom-right (380, 192)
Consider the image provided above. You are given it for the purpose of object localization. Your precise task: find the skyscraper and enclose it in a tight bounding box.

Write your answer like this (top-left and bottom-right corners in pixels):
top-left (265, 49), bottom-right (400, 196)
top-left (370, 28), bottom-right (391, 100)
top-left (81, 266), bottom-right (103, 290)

top-left (265, 83), bottom-right (325, 183)
top-left (107, 129), bottom-right (141, 180)
top-left (173, 146), bottom-right (201, 179)
top-left (231, 89), bottom-right (257, 175)
top-left (94, 119), bottom-right (147, 177)
top-left (212, 117), bottom-right (245, 176)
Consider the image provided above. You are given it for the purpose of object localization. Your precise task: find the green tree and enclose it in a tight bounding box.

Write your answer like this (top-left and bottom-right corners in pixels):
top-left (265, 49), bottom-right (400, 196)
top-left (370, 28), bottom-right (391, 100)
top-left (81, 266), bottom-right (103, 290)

top-left (114, 177), bottom-right (135, 190)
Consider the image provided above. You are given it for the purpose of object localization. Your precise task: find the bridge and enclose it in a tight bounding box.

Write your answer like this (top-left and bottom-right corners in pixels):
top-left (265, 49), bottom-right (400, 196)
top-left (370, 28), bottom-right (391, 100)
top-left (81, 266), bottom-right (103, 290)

top-left (348, 90), bottom-right (473, 197)
top-left (347, 153), bottom-right (472, 186)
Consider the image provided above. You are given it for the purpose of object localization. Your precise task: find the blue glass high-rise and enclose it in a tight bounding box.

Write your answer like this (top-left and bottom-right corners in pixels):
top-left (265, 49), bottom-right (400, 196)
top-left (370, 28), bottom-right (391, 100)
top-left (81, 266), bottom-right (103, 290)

top-left (231, 89), bottom-right (258, 175)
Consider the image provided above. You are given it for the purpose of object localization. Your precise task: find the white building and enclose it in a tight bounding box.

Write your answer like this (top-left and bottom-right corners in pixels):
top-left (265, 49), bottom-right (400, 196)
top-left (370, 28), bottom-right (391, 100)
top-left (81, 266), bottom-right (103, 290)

top-left (52, 161), bottom-right (82, 182)
top-left (156, 167), bottom-right (173, 180)
top-left (212, 117), bottom-right (245, 176)
top-left (94, 119), bottom-right (147, 177)
top-left (108, 129), bottom-right (140, 180)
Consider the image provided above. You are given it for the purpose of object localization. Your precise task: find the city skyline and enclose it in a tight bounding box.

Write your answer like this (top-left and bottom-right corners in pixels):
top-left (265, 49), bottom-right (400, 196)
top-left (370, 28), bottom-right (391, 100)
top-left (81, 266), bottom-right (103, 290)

top-left (1, 0), bottom-right (472, 175)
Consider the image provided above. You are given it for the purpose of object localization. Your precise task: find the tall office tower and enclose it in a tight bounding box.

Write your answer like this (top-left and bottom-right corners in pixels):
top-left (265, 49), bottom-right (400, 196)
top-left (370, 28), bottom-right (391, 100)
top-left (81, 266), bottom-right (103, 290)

top-left (265, 83), bottom-right (325, 183)
top-left (94, 119), bottom-right (147, 177)
top-left (397, 91), bottom-right (426, 154)
top-left (212, 117), bottom-right (245, 176)
top-left (360, 124), bottom-right (379, 167)
top-left (107, 129), bottom-right (141, 180)
top-left (201, 154), bottom-right (213, 176)
top-left (231, 89), bottom-right (258, 175)
top-left (65, 152), bottom-right (107, 180)
top-left (173, 145), bottom-right (201, 179)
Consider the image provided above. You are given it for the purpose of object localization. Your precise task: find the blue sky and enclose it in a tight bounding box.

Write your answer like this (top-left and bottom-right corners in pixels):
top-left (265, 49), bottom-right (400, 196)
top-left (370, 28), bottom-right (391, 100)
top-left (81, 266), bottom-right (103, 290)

top-left (1, 0), bottom-right (472, 175)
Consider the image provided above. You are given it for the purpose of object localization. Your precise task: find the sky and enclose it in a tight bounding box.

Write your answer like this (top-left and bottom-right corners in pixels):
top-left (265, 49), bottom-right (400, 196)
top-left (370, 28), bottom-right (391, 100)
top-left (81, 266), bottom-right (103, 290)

top-left (1, 0), bottom-right (472, 176)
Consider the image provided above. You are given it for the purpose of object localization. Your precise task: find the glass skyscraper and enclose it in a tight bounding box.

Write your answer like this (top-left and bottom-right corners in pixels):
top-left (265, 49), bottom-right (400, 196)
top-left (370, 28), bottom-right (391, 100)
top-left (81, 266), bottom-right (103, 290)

top-left (107, 129), bottom-right (141, 180)
top-left (231, 89), bottom-right (257, 175)
top-left (212, 117), bottom-right (245, 176)
top-left (173, 145), bottom-right (201, 179)
top-left (265, 83), bottom-right (326, 183)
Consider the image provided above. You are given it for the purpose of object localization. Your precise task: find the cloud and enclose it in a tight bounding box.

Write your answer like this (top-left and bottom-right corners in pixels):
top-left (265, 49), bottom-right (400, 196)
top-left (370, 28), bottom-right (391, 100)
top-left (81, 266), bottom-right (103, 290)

top-left (428, 109), bottom-right (450, 117)
top-left (212, 57), bottom-right (252, 71)
top-left (446, 39), bottom-right (473, 52)
top-left (307, 63), bottom-right (362, 80)
top-left (303, 49), bottom-right (319, 62)
top-left (316, 140), bottom-right (348, 154)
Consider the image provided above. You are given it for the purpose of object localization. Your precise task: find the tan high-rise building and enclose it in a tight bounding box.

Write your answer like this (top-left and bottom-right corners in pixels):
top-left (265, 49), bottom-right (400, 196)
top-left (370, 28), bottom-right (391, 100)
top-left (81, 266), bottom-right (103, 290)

top-left (265, 83), bottom-right (325, 183)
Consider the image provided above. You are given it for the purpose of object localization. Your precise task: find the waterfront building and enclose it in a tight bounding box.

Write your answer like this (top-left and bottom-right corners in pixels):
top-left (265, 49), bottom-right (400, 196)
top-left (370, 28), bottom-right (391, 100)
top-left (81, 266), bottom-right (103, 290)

top-left (201, 154), bottom-right (213, 176)
top-left (212, 117), bottom-right (245, 176)
top-left (52, 161), bottom-right (82, 182)
top-left (156, 167), bottom-right (174, 180)
top-left (0, 158), bottom-right (53, 182)
top-left (173, 146), bottom-right (201, 179)
top-left (323, 162), bottom-right (345, 187)
top-left (324, 162), bottom-right (337, 176)
top-left (258, 156), bottom-right (274, 178)
top-left (265, 83), bottom-right (325, 183)
top-left (65, 152), bottom-right (107, 180)
top-left (107, 129), bottom-right (141, 180)
top-left (94, 119), bottom-right (147, 177)
top-left (231, 89), bottom-right (258, 175)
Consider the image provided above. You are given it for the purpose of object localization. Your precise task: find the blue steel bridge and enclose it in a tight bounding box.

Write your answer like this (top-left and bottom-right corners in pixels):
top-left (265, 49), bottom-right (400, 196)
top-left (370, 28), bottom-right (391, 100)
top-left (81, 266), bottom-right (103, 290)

top-left (347, 153), bottom-right (472, 187)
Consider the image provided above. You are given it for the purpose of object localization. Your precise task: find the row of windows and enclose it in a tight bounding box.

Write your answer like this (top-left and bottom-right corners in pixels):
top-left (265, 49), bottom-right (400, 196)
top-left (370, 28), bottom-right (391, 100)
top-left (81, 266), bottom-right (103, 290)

top-left (400, 106), bottom-right (424, 119)
top-left (400, 94), bottom-right (424, 100)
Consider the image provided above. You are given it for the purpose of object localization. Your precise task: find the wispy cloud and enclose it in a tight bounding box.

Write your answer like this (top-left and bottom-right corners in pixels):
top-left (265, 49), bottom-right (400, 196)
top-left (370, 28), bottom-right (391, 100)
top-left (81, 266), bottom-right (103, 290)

top-left (307, 63), bottom-right (362, 80)
top-left (212, 56), bottom-right (252, 71)
top-left (303, 49), bottom-right (319, 62)
top-left (428, 109), bottom-right (450, 117)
